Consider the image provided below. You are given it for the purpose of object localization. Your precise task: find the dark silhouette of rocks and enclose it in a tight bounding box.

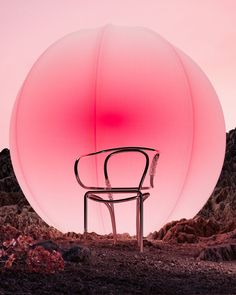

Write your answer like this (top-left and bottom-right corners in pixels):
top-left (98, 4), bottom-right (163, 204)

top-left (148, 128), bottom-right (236, 263)
top-left (0, 204), bottom-right (63, 242)
top-left (61, 245), bottom-right (91, 263)
top-left (31, 239), bottom-right (60, 252)
top-left (198, 243), bottom-right (236, 261)
top-left (149, 128), bottom-right (236, 245)
top-left (0, 128), bottom-right (235, 244)
top-left (198, 128), bottom-right (236, 232)
top-left (148, 216), bottom-right (220, 243)
top-left (0, 149), bottom-right (28, 207)
top-left (0, 149), bottom-right (63, 241)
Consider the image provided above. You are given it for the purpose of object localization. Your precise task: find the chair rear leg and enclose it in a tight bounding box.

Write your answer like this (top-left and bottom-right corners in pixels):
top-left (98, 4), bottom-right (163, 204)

top-left (84, 193), bottom-right (88, 239)
top-left (139, 195), bottom-right (143, 252)
top-left (136, 198), bottom-right (140, 246)
top-left (111, 207), bottom-right (117, 244)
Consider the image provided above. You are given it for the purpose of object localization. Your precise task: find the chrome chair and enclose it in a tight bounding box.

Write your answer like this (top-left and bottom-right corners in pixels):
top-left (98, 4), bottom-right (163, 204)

top-left (74, 147), bottom-right (159, 252)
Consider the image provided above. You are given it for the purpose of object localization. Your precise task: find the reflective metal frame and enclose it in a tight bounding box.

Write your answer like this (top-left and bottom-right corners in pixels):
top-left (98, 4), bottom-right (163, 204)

top-left (74, 146), bottom-right (160, 252)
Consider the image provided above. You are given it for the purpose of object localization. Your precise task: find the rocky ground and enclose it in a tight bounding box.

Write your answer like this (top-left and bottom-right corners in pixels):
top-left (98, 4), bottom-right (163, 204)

top-left (0, 129), bottom-right (235, 294)
top-left (0, 237), bottom-right (236, 295)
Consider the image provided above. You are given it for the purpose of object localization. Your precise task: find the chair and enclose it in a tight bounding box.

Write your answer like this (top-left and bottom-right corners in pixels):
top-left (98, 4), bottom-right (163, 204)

top-left (74, 147), bottom-right (159, 252)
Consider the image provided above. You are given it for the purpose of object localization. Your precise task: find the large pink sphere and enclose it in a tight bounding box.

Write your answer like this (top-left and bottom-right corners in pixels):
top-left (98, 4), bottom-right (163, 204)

top-left (10, 25), bottom-right (225, 235)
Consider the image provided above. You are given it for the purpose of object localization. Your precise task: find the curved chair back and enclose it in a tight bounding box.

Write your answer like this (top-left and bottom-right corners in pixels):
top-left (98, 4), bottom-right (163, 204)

top-left (74, 146), bottom-right (159, 191)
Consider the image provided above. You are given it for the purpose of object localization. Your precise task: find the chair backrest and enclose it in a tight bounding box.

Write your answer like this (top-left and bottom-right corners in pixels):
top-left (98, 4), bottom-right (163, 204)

top-left (74, 147), bottom-right (159, 191)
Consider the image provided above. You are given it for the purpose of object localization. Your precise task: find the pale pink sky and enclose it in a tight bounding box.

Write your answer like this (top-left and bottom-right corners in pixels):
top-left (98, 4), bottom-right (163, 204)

top-left (0, 0), bottom-right (236, 151)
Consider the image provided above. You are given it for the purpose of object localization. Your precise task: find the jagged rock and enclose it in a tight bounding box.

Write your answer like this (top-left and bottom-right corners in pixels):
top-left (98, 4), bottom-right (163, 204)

top-left (63, 232), bottom-right (83, 239)
top-left (26, 246), bottom-right (64, 273)
top-left (0, 149), bottom-right (29, 210)
top-left (149, 217), bottom-right (220, 243)
top-left (0, 204), bottom-right (63, 240)
top-left (0, 149), bottom-right (12, 179)
top-left (198, 243), bottom-right (236, 261)
top-left (31, 240), bottom-right (91, 263)
top-left (62, 245), bottom-right (91, 263)
top-left (31, 240), bottom-right (60, 252)
top-left (0, 224), bottom-right (20, 242)
top-left (198, 128), bottom-right (236, 231)
top-left (0, 177), bottom-right (20, 193)
top-left (0, 192), bottom-right (28, 207)
top-left (0, 149), bottom-right (22, 192)
top-left (199, 228), bottom-right (236, 245)
top-left (148, 220), bottom-right (182, 240)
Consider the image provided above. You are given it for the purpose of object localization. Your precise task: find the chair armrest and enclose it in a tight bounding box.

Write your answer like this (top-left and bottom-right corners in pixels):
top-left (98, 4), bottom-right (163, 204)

top-left (74, 157), bottom-right (110, 190)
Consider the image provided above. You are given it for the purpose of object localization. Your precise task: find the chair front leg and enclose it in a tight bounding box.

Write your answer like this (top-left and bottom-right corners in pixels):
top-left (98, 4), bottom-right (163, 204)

top-left (106, 204), bottom-right (117, 244)
top-left (86, 193), bottom-right (117, 244)
top-left (136, 193), bottom-right (149, 250)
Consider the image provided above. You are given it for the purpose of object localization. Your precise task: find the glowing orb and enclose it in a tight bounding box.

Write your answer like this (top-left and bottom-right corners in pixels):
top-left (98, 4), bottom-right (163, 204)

top-left (10, 25), bottom-right (225, 235)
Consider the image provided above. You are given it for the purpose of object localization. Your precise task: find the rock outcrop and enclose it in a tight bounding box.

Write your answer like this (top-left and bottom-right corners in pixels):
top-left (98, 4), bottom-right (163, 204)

top-left (148, 216), bottom-right (220, 243)
top-left (149, 128), bottom-right (236, 243)
top-left (198, 128), bottom-right (236, 232)
top-left (198, 243), bottom-right (236, 261)
top-left (0, 149), bottom-right (63, 241)
top-left (0, 149), bottom-right (28, 207)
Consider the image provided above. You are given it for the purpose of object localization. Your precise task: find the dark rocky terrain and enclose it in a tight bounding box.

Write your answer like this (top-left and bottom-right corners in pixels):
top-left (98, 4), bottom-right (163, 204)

top-left (0, 129), bottom-right (235, 294)
top-left (198, 128), bottom-right (236, 230)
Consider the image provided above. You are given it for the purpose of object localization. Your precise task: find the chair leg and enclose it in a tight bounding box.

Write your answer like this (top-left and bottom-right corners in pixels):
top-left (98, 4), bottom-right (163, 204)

top-left (86, 194), bottom-right (117, 244)
top-left (139, 195), bottom-right (143, 253)
top-left (106, 204), bottom-right (117, 244)
top-left (136, 198), bottom-right (140, 245)
top-left (110, 205), bottom-right (117, 244)
top-left (84, 193), bottom-right (88, 239)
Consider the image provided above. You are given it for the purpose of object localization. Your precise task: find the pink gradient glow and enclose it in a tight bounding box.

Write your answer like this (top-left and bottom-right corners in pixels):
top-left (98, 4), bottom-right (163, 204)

top-left (0, 0), bottom-right (236, 152)
top-left (10, 25), bottom-right (225, 235)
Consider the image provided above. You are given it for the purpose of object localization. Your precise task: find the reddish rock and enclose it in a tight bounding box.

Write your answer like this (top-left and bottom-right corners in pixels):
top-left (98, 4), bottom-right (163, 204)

top-left (149, 217), bottom-right (220, 243)
top-left (0, 224), bottom-right (20, 242)
top-left (26, 246), bottom-right (64, 273)
top-left (198, 243), bottom-right (236, 261)
top-left (198, 128), bottom-right (236, 231)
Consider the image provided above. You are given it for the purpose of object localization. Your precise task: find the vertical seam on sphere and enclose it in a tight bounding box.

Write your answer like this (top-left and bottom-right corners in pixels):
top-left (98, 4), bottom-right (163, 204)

top-left (94, 25), bottom-right (108, 184)
top-left (93, 25), bottom-right (109, 231)
top-left (164, 46), bottom-right (195, 222)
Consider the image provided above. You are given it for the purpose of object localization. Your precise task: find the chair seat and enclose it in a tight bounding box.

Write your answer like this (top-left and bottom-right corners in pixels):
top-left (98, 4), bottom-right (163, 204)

top-left (88, 192), bottom-right (150, 203)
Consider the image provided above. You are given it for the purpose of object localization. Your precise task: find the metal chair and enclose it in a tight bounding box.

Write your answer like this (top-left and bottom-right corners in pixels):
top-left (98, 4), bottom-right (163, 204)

top-left (74, 147), bottom-right (159, 252)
